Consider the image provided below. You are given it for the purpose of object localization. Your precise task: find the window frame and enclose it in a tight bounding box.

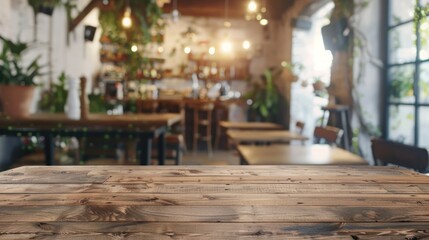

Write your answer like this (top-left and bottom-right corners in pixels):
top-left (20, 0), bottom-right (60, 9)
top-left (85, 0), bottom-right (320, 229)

top-left (384, 0), bottom-right (429, 146)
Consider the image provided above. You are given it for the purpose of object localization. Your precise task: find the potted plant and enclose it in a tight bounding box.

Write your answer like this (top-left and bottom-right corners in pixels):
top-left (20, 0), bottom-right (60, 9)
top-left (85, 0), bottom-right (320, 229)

top-left (39, 72), bottom-right (68, 113)
top-left (0, 36), bottom-right (42, 117)
top-left (245, 68), bottom-right (281, 122)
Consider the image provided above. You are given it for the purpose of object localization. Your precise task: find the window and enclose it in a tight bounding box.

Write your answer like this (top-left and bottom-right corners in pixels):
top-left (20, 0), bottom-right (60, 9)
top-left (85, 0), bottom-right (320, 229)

top-left (386, 0), bottom-right (429, 147)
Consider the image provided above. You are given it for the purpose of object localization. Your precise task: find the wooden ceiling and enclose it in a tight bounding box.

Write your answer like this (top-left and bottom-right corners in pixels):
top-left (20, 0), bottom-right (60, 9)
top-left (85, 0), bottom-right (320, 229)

top-left (162, 0), bottom-right (296, 19)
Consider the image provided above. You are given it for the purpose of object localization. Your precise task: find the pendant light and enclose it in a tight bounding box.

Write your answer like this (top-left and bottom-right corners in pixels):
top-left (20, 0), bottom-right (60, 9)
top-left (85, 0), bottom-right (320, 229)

top-left (221, 0), bottom-right (233, 54)
top-left (122, 0), bottom-right (132, 28)
top-left (259, 0), bottom-right (268, 26)
top-left (172, 0), bottom-right (180, 23)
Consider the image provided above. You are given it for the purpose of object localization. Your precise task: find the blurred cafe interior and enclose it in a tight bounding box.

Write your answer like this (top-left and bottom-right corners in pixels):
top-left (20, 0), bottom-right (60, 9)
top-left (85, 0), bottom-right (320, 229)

top-left (1, 0), bottom-right (429, 238)
top-left (0, 0), bottom-right (428, 171)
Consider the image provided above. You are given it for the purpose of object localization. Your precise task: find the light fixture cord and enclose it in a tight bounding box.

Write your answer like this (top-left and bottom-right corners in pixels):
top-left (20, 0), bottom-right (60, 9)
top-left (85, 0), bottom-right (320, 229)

top-left (224, 0), bottom-right (229, 24)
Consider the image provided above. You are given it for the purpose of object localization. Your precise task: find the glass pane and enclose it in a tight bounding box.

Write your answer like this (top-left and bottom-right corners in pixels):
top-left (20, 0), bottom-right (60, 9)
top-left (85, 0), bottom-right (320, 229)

top-left (388, 105), bottom-right (415, 145)
top-left (419, 62), bottom-right (429, 102)
top-left (418, 106), bottom-right (429, 147)
top-left (389, 23), bottom-right (417, 64)
top-left (420, 16), bottom-right (429, 59)
top-left (389, 65), bottom-right (415, 103)
top-left (390, 0), bottom-right (415, 25)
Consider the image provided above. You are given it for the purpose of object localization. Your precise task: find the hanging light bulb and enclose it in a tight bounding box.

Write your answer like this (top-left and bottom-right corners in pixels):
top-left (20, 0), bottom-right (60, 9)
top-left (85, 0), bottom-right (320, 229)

top-left (172, 0), bottom-right (180, 22)
top-left (242, 40), bottom-right (250, 50)
top-left (157, 46), bottom-right (164, 53)
top-left (260, 18), bottom-right (268, 26)
top-left (247, 0), bottom-right (257, 12)
top-left (184, 46), bottom-right (191, 54)
top-left (221, 40), bottom-right (233, 53)
top-left (209, 46), bottom-right (216, 55)
top-left (122, 6), bottom-right (132, 28)
top-left (131, 45), bottom-right (138, 52)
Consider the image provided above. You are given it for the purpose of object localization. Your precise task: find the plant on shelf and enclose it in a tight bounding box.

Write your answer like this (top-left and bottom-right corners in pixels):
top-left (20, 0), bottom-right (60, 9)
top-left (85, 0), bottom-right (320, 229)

top-left (0, 35), bottom-right (43, 117)
top-left (39, 72), bottom-right (68, 113)
top-left (280, 61), bottom-right (303, 82)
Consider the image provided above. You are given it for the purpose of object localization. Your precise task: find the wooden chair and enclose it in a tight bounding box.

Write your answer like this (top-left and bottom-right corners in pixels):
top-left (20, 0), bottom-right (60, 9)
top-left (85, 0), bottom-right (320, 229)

top-left (295, 121), bottom-right (305, 134)
top-left (191, 102), bottom-right (215, 155)
top-left (151, 134), bottom-right (185, 165)
top-left (135, 99), bottom-right (184, 165)
top-left (136, 99), bottom-right (158, 113)
top-left (314, 126), bottom-right (343, 146)
top-left (371, 138), bottom-right (429, 173)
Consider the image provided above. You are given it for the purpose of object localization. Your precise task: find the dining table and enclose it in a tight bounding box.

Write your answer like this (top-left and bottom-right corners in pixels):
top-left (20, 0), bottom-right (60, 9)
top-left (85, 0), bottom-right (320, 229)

top-left (0, 165), bottom-right (428, 239)
top-left (237, 144), bottom-right (367, 165)
top-left (219, 121), bottom-right (284, 130)
top-left (227, 129), bottom-right (309, 144)
top-left (0, 113), bottom-right (181, 165)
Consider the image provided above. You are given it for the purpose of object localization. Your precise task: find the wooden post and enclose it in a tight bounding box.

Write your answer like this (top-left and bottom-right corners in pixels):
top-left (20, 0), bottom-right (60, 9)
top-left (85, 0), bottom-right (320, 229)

top-left (80, 76), bottom-right (89, 119)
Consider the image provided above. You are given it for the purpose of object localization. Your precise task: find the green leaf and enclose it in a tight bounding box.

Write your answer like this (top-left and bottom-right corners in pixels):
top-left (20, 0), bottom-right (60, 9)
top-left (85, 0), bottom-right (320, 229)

top-left (260, 105), bottom-right (268, 117)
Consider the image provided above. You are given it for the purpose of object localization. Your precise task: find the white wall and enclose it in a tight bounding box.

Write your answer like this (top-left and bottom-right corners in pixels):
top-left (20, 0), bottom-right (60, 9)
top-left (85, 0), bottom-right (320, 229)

top-left (351, 0), bottom-right (384, 162)
top-left (2, 0), bottom-right (101, 92)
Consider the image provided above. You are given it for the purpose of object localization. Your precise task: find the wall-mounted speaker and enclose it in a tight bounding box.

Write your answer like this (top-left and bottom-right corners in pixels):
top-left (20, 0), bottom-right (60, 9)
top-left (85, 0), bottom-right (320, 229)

top-left (84, 25), bottom-right (97, 42)
top-left (321, 18), bottom-right (349, 51)
top-left (292, 17), bottom-right (312, 31)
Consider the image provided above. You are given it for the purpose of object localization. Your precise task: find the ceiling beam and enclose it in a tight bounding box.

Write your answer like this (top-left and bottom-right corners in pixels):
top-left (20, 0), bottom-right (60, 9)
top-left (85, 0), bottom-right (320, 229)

top-left (68, 0), bottom-right (100, 32)
top-left (162, 0), bottom-right (295, 19)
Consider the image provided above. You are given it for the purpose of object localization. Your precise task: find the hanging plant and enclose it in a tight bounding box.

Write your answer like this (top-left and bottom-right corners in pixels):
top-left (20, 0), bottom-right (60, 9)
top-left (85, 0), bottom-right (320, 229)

top-left (98, 0), bottom-right (165, 78)
top-left (414, 2), bottom-right (429, 48)
top-left (98, 0), bottom-right (164, 45)
top-left (27, 0), bottom-right (64, 41)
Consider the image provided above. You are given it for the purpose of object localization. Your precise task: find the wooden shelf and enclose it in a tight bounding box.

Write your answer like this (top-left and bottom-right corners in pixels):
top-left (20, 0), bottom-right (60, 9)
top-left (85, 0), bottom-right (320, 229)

top-left (188, 57), bottom-right (250, 81)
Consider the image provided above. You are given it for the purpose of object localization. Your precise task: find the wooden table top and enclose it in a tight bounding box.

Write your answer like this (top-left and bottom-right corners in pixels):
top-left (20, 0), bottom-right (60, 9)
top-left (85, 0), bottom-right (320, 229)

top-left (0, 113), bottom-right (181, 130)
top-left (238, 144), bottom-right (367, 165)
top-left (0, 165), bottom-right (428, 238)
top-left (227, 129), bottom-right (308, 142)
top-left (220, 121), bottom-right (284, 130)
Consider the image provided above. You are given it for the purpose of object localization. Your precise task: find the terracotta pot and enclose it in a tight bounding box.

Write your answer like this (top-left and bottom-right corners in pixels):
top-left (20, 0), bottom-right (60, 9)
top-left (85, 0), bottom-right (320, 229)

top-left (0, 85), bottom-right (35, 118)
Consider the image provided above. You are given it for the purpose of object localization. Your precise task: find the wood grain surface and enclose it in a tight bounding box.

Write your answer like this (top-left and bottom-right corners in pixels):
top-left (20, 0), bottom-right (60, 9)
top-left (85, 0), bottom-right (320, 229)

top-left (0, 166), bottom-right (428, 239)
top-left (237, 144), bottom-right (366, 165)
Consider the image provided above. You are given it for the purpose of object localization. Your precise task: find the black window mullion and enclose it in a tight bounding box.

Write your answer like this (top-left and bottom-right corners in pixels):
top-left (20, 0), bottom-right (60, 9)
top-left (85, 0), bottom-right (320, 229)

top-left (383, 0), bottom-right (391, 139)
top-left (414, 0), bottom-right (423, 146)
top-left (385, 0), bottom-right (425, 146)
